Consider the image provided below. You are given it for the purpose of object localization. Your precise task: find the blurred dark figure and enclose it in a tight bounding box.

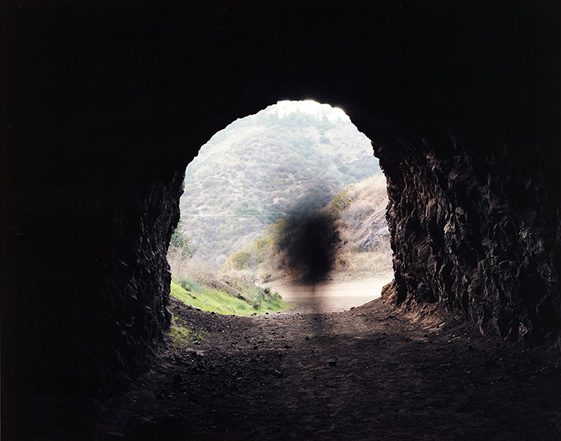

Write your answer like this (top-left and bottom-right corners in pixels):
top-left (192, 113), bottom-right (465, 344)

top-left (276, 200), bottom-right (341, 285)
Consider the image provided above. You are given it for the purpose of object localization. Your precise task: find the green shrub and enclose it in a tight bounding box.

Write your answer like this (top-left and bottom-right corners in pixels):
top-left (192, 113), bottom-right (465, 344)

top-left (170, 220), bottom-right (196, 258)
top-left (330, 189), bottom-right (353, 213)
top-left (179, 278), bottom-right (203, 294)
top-left (230, 250), bottom-right (253, 270)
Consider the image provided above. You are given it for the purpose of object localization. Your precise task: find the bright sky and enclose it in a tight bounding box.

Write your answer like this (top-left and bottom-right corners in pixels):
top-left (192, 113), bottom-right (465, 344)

top-left (266, 100), bottom-right (350, 122)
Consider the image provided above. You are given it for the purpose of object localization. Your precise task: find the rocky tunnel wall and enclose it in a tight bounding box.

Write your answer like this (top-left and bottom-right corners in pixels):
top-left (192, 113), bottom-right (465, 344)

top-left (372, 132), bottom-right (561, 342)
top-left (3, 1), bottom-right (561, 439)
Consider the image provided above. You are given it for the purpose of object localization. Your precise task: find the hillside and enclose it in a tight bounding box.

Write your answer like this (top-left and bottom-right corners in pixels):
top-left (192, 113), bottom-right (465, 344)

top-left (178, 100), bottom-right (383, 265)
top-left (331, 176), bottom-right (392, 278)
top-left (224, 174), bottom-right (392, 282)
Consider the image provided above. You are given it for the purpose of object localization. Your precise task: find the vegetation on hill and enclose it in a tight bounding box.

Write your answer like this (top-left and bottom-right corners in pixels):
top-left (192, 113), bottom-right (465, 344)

top-left (170, 277), bottom-right (291, 316)
top-left (330, 176), bottom-right (392, 278)
top-left (177, 100), bottom-right (383, 266)
top-left (219, 174), bottom-right (392, 283)
top-left (166, 101), bottom-right (392, 313)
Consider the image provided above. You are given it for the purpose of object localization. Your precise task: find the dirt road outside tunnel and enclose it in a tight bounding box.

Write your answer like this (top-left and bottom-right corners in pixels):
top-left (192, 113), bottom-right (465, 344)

top-left (265, 275), bottom-right (393, 313)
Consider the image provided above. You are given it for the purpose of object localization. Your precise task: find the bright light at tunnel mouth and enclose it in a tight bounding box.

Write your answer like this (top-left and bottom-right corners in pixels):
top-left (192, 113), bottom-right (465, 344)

top-left (167, 99), bottom-right (394, 314)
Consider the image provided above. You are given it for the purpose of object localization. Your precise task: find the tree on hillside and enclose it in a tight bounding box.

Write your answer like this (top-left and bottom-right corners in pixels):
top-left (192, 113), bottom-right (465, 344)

top-left (169, 220), bottom-right (196, 258)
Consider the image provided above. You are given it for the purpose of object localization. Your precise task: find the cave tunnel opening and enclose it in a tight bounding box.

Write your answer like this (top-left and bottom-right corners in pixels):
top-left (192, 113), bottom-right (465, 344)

top-left (97, 86), bottom-right (561, 439)
top-left (4, 2), bottom-right (561, 440)
top-left (167, 100), bottom-right (394, 318)
top-left (5, 87), bottom-right (561, 441)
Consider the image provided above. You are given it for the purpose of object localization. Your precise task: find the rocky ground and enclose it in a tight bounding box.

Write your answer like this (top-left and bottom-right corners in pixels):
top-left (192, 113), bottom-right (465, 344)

top-left (97, 298), bottom-right (561, 441)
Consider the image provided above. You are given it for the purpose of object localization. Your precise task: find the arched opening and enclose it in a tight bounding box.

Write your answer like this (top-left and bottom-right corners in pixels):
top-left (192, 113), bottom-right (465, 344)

top-left (167, 100), bottom-right (393, 316)
top-left (4, 2), bottom-right (561, 440)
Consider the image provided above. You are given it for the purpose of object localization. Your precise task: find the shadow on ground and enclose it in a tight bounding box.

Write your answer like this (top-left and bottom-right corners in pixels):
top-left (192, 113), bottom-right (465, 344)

top-left (97, 298), bottom-right (561, 441)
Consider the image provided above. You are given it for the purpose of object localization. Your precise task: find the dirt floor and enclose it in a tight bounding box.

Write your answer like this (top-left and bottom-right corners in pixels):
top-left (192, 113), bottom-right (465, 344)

top-left (97, 298), bottom-right (561, 441)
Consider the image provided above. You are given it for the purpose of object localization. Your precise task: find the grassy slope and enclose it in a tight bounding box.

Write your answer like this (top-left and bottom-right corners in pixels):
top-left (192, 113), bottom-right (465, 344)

top-left (170, 281), bottom-right (291, 316)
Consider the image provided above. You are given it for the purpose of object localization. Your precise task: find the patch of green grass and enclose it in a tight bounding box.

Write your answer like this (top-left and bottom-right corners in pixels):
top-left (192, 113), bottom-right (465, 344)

top-left (168, 315), bottom-right (204, 345)
top-left (171, 280), bottom-right (254, 315)
top-left (170, 280), bottom-right (292, 316)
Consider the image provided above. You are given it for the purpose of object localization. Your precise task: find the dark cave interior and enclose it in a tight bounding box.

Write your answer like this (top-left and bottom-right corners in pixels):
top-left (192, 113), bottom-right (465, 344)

top-left (2, 1), bottom-right (561, 440)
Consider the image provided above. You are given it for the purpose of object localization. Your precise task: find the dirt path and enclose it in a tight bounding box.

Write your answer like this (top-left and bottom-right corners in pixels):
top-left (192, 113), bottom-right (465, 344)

top-left (98, 299), bottom-right (561, 441)
top-left (266, 275), bottom-right (393, 313)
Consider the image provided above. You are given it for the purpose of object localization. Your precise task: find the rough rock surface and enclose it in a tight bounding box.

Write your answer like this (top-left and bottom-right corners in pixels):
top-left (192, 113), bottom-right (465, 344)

top-left (375, 140), bottom-right (561, 342)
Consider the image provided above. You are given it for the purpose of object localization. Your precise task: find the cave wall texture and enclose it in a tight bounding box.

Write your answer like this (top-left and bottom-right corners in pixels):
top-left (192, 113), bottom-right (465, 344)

top-left (374, 131), bottom-right (561, 342)
top-left (2, 1), bottom-right (561, 439)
